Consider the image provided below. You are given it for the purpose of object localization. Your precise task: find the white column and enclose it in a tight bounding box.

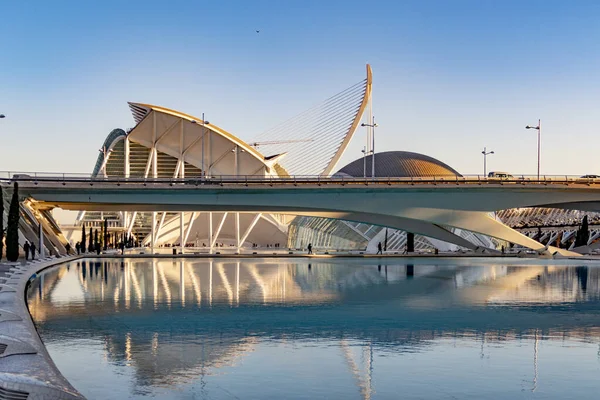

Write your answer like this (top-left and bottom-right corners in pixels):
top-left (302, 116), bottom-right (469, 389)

top-left (234, 146), bottom-right (238, 176)
top-left (207, 129), bottom-right (212, 177)
top-left (152, 148), bottom-right (158, 179)
top-left (152, 112), bottom-right (158, 179)
top-left (124, 137), bottom-right (130, 178)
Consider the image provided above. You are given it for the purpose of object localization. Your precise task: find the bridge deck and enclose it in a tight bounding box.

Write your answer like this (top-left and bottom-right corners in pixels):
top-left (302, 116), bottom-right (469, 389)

top-left (4, 175), bottom-right (600, 189)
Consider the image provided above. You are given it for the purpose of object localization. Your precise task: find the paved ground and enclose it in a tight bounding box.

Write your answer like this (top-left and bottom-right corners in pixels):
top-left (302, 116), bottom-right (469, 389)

top-left (0, 255), bottom-right (85, 399)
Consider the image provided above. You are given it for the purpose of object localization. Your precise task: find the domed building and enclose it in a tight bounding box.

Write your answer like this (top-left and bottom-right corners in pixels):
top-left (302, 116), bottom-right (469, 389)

top-left (335, 151), bottom-right (461, 178)
top-left (288, 151), bottom-right (499, 253)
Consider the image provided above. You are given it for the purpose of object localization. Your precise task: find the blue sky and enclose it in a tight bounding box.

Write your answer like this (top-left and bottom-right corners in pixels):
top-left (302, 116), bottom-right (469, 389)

top-left (2, 0), bottom-right (600, 175)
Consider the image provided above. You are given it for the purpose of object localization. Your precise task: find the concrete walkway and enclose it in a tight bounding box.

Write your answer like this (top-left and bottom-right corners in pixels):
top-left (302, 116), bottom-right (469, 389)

top-left (0, 255), bottom-right (84, 399)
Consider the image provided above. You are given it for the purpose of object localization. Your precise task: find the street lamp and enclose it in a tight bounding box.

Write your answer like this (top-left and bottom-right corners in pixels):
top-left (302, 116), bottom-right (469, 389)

top-left (361, 147), bottom-right (367, 178)
top-left (525, 119), bottom-right (541, 180)
top-left (361, 116), bottom-right (378, 177)
top-left (482, 147), bottom-right (494, 177)
top-left (191, 115), bottom-right (210, 177)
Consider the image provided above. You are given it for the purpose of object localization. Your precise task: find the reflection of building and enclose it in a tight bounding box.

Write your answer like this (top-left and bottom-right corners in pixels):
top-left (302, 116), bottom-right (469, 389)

top-left (27, 259), bottom-right (600, 395)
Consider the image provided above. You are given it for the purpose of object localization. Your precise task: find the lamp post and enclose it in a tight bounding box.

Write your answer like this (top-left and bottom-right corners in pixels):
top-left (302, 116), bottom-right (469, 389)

top-left (192, 115), bottom-right (210, 177)
top-left (482, 147), bottom-right (494, 177)
top-left (361, 147), bottom-right (367, 178)
top-left (361, 117), bottom-right (378, 177)
top-left (525, 119), bottom-right (541, 180)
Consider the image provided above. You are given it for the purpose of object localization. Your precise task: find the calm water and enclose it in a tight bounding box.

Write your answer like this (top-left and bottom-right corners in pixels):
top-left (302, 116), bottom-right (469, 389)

top-left (27, 258), bottom-right (600, 399)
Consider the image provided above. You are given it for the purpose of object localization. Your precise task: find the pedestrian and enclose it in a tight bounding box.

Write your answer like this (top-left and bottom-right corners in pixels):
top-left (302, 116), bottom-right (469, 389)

top-left (307, 243), bottom-right (313, 255)
top-left (30, 242), bottom-right (37, 260)
top-left (23, 241), bottom-right (30, 260)
top-left (76, 242), bottom-right (80, 255)
top-left (377, 242), bottom-right (383, 255)
top-left (501, 245), bottom-right (505, 254)
top-left (65, 243), bottom-right (71, 255)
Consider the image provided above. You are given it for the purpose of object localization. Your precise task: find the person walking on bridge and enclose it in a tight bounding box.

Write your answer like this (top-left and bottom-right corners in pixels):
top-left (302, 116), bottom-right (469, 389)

top-left (377, 242), bottom-right (383, 255)
top-left (307, 243), bottom-right (313, 255)
top-left (23, 241), bottom-right (30, 260)
top-left (30, 242), bottom-right (36, 260)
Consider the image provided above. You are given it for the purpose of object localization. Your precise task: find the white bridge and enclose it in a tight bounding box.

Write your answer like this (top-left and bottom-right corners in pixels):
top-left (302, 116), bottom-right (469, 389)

top-left (7, 174), bottom-right (600, 256)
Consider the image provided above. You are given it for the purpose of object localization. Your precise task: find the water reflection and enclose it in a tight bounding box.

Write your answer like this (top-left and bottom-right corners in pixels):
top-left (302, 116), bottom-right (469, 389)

top-left (27, 258), bottom-right (600, 399)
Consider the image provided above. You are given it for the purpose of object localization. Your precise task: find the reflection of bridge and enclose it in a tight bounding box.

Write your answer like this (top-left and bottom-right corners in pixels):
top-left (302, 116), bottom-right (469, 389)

top-left (28, 259), bottom-right (600, 398)
top-left (13, 175), bottom-right (600, 256)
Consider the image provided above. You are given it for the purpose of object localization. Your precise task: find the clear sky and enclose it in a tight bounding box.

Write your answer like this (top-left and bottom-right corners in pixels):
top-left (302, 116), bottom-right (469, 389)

top-left (2, 0), bottom-right (600, 176)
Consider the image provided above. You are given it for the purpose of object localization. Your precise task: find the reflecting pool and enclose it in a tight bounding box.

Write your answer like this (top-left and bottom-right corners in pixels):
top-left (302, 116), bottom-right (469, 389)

top-left (27, 258), bottom-right (600, 399)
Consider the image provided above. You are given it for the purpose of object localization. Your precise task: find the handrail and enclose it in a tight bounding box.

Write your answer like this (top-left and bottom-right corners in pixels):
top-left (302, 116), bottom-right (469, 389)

top-left (2, 171), bottom-right (600, 187)
top-left (4, 175), bottom-right (600, 188)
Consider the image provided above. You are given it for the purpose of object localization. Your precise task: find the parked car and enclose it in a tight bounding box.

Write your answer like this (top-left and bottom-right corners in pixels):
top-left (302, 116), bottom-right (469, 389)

top-left (488, 171), bottom-right (514, 179)
top-left (581, 174), bottom-right (600, 179)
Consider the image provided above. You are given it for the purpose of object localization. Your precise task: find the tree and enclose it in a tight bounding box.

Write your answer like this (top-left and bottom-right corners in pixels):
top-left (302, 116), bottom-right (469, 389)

top-left (88, 227), bottom-right (93, 253)
top-left (81, 225), bottom-right (86, 252)
top-left (406, 232), bottom-right (415, 253)
top-left (384, 228), bottom-right (388, 252)
top-left (0, 186), bottom-right (4, 261)
top-left (6, 182), bottom-right (20, 262)
top-left (575, 215), bottom-right (590, 247)
top-left (103, 219), bottom-right (108, 251)
top-left (94, 229), bottom-right (99, 253)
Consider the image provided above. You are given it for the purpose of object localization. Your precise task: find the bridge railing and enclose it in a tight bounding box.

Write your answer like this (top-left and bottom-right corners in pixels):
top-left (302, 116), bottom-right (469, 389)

top-left (1, 171), bottom-right (600, 186)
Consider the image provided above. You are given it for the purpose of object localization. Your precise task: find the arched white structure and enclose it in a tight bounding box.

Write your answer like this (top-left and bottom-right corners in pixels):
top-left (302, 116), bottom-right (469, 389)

top-left (74, 66), bottom-right (373, 252)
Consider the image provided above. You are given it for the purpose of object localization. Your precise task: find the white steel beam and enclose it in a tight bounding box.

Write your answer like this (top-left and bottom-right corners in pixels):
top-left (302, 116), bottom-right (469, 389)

top-left (210, 145), bottom-right (236, 172)
top-left (126, 211), bottom-right (138, 236)
top-left (183, 212), bottom-right (197, 246)
top-left (239, 213), bottom-right (262, 247)
top-left (211, 212), bottom-right (228, 249)
top-left (155, 212), bottom-right (167, 242)
top-left (155, 118), bottom-right (180, 144)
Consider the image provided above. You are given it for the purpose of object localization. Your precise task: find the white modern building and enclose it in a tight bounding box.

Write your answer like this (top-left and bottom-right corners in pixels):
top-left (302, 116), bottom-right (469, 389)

top-left (54, 64), bottom-right (598, 255)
